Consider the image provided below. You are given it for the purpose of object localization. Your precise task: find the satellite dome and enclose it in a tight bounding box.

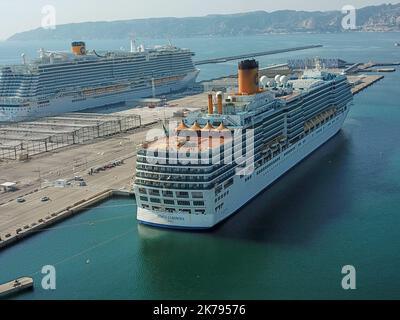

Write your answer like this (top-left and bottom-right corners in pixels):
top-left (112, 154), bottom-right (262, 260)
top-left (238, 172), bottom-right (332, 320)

top-left (280, 75), bottom-right (289, 85)
top-left (274, 75), bottom-right (281, 83)
top-left (260, 76), bottom-right (269, 87)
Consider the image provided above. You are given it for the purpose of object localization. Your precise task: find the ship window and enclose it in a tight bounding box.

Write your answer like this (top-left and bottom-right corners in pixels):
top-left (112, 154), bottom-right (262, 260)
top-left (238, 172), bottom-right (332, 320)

top-left (181, 209), bottom-right (191, 214)
top-left (177, 192), bottom-right (189, 198)
top-left (162, 191), bottom-right (174, 197)
top-left (195, 209), bottom-right (206, 215)
top-left (140, 196), bottom-right (148, 202)
top-left (139, 188), bottom-right (147, 194)
top-left (178, 200), bottom-right (190, 206)
top-left (164, 199), bottom-right (175, 205)
top-left (192, 192), bottom-right (203, 199)
top-left (166, 208), bottom-right (175, 213)
top-left (149, 189), bottom-right (160, 196)
top-left (224, 178), bottom-right (234, 188)
top-left (215, 186), bottom-right (223, 195)
top-left (193, 201), bottom-right (205, 206)
top-left (142, 204), bottom-right (150, 209)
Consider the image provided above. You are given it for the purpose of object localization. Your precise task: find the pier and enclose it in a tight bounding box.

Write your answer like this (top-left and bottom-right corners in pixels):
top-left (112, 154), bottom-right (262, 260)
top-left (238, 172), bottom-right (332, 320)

top-left (0, 95), bottom-right (206, 250)
top-left (344, 62), bottom-right (398, 75)
top-left (194, 45), bottom-right (323, 65)
top-left (347, 75), bottom-right (385, 95)
top-left (0, 277), bottom-right (33, 298)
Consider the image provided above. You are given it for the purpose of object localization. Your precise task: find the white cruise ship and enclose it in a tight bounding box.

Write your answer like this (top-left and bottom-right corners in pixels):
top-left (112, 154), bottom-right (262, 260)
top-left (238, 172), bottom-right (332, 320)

top-left (134, 59), bottom-right (353, 229)
top-left (0, 42), bottom-right (199, 122)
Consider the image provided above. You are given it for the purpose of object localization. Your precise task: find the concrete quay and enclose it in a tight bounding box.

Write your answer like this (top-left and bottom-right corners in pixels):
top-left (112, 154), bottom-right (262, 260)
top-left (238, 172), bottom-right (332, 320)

top-left (347, 75), bottom-right (385, 95)
top-left (0, 277), bottom-right (33, 298)
top-left (0, 94), bottom-right (206, 250)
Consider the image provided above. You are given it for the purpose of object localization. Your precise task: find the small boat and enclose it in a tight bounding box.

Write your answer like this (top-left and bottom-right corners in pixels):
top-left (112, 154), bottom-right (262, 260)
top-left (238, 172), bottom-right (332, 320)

top-left (395, 43), bottom-right (400, 47)
top-left (279, 137), bottom-right (288, 144)
top-left (271, 143), bottom-right (279, 151)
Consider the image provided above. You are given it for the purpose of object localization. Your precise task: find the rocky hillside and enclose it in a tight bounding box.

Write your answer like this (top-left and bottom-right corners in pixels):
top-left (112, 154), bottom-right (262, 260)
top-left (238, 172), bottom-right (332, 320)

top-left (8, 3), bottom-right (400, 41)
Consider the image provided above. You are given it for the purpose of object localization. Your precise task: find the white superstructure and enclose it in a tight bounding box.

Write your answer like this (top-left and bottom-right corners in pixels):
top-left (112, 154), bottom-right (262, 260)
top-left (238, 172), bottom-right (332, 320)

top-left (134, 60), bottom-right (353, 229)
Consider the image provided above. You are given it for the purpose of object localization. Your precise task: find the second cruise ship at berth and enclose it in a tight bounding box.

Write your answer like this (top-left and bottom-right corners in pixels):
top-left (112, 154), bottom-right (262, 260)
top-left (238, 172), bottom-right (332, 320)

top-left (134, 59), bottom-right (353, 229)
top-left (0, 41), bottom-right (199, 122)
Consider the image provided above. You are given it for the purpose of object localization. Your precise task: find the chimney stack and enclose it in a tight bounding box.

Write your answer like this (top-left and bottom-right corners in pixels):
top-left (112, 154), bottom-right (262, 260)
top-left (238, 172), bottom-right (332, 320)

top-left (208, 94), bottom-right (214, 115)
top-left (238, 59), bottom-right (259, 95)
top-left (217, 92), bottom-right (223, 115)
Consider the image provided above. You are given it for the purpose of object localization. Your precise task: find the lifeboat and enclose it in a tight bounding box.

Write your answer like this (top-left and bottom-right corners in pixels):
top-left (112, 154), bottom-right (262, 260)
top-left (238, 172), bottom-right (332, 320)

top-left (189, 121), bottom-right (202, 132)
top-left (262, 148), bottom-right (271, 155)
top-left (271, 143), bottom-right (279, 151)
top-left (201, 121), bottom-right (215, 132)
top-left (215, 122), bottom-right (230, 132)
top-left (176, 120), bottom-right (189, 132)
top-left (279, 137), bottom-right (287, 144)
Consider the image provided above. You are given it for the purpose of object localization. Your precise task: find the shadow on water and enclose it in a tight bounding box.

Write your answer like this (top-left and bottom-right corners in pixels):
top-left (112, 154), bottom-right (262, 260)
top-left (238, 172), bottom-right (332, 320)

top-left (213, 131), bottom-right (353, 246)
top-left (133, 131), bottom-right (355, 299)
top-left (139, 130), bottom-right (353, 248)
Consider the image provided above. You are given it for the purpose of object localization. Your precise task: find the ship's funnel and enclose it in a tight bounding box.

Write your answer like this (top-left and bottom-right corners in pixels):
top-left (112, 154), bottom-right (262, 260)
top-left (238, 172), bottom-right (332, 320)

top-left (216, 92), bottom-right (223, 115)
top-left (207, 94), bottom-right (214, 115)
top-left (71, 41), bottom-right (86, 55)
top-left (238, 59), bottom-right (259, 95)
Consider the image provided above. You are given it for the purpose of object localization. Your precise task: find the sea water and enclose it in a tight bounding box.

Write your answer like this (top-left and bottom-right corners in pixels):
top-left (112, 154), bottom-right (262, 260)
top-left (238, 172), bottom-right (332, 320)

top-left (0, 32), bottom-right (399, 299)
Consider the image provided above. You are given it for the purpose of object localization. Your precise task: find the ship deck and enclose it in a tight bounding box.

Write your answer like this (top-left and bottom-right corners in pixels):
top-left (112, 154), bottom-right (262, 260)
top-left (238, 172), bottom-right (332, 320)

top-left (143, 134), bottom-right (232, 153)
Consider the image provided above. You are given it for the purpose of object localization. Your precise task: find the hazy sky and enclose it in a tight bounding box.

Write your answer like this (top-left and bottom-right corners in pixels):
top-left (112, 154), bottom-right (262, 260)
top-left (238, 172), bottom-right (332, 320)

top-left (0, 0), bottom-right (393, 40)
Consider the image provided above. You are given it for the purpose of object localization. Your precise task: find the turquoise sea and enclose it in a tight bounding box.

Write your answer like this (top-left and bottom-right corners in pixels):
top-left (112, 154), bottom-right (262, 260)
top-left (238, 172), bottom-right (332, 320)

top-left (0, 32), bottom-right (399, 299)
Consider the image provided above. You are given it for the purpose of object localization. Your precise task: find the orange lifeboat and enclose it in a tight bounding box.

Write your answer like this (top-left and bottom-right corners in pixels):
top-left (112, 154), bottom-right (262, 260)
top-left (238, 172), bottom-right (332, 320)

top-left (189, 121), bottom-right (202, 132)
top-left (201, 121), bottom-right (215, 132)
top-left (215, 122), bottom-right (230, 132)
top-left (176, 120), bottom-right (189, 132)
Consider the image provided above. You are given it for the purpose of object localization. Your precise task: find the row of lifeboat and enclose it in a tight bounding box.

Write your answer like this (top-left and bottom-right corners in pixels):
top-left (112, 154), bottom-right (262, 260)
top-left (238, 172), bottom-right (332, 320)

top-left (176, 120), bottom-right (231, 133)
top-left (83, 84), bottom-right (128, 96)
top-left (304, 108), bottom-right (337, 132)
top-left (261, 136), bottom-right (288, 155)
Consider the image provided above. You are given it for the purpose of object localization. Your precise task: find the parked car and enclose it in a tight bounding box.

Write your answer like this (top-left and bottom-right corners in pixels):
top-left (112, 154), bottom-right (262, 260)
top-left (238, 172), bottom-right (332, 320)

top-left (17, 197), bottom-right (26, 203)
top-left (41, 196), bottom-right (50, 202)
